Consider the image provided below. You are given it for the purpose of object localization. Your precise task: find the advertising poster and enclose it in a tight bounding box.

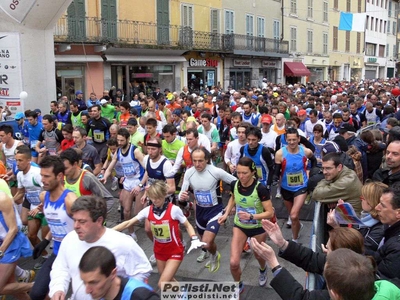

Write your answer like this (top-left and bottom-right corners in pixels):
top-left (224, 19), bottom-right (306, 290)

top-left (0, 0), bottom-right (37, 23)
top-left (0, 32), bottom-right (24, 117)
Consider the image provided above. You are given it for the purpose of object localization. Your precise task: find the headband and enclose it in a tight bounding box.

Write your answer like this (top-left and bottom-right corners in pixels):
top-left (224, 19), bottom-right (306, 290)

top-left (147, 142), bottom-right (162, 148)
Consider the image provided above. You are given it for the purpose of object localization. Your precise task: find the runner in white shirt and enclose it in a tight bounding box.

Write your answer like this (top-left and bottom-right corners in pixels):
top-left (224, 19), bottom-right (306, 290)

top-left (225, 122), bottom-right (250, 174)
top-left (259, 115), bottom-right (277, 150)
top-left (179, 148), bottom-right (236, 273)
top-left (13, 146), bottom-right (50, 260)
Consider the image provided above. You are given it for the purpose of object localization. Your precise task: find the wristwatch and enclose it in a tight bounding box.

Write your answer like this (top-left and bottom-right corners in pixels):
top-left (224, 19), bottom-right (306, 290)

top-left (249, 214), bottom-right (254, 221)
top-left (0, 250), bottom-right (4, 258)
top-left (138, 183), bottom-right (144, 188)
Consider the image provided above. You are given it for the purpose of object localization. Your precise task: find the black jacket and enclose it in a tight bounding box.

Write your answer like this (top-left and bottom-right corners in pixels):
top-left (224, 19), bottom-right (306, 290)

top-left (370, 221), bottom-right (400, 279)
top-left (372, 168), bottom-right (400, 189)
top-left (271, 268), bottom-right (330, 300)
top-left (268, 241), bottom-right (330, 300)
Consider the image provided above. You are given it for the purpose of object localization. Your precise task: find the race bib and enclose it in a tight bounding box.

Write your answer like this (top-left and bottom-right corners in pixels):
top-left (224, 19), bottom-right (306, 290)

top-left (286, 172), bottom-right (304, 187)
top-left (151, 223), bottom-right (171, 243)
top-left (26, 190), bottom-right (41, 206)
top-left (194, 190), bottom-right (213, 207)
top-left (48, 148), bottom-right (57, 156)
top-left (256, 166), bottom-right (265, 181)
top-left (237, 206), bottom-right (257, 224)
top-left (93, 130), bottom-right (105, 143)
top-left (122, 163), bottom-right (136, 178)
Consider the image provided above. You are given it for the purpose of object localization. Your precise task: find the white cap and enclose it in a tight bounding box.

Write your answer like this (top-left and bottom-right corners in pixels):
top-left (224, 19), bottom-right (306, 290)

top-left (240, 97), bottom-right (247, 103)
top-left (230, 89), bottom-right (236, 94)
top-left (263, 78), bottom-right (267, 81)
top-left (100, 99), bottom-right (108, 105)
top-left (288, 84), bottom-right (293, 88)
top-left (191, 93), bottom-right (197, 97)
top-left (273, 87), bottom-right (278, 91)
top-left (360, 88), bottom-right (365, 91)
top-left (369, 86), bottom-right (374, 90)
top-left (212, 97), bottom-right (217, 102)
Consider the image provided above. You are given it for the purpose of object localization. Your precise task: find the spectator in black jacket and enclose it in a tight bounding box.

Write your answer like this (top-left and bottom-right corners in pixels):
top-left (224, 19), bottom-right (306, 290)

top-left (251, 220), bottom-right (364, 300)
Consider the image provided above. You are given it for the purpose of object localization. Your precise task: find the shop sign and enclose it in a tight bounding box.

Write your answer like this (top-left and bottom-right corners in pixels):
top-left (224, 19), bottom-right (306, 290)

top-left (233, 59), bottom-right (251, 67)
top-left (0, 32), bottom-right (24, 116)
top-left (189, 58), bottom-right (218, 67)
top-left (262, 60), bottom-right (278, 68)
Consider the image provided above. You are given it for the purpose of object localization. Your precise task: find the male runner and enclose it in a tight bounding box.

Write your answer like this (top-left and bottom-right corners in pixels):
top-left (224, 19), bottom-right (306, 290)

top-left (101, 128), bottom-right (145, 241)
top-left (29, 156), bottom-right (77, 300)
top-left (179, 148), bottom-right (236, 272)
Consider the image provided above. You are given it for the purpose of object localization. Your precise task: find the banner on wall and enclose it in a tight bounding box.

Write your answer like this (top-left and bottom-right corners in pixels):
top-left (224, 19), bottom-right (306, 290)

top-left (0, 32), bottom-right (24, 117)
top-left (0, 0), bottom-right (37, 23)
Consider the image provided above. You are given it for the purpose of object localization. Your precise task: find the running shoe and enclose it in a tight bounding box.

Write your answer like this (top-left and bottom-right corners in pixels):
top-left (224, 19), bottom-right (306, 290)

top-left (197, 250), bottom-right (209, 263)
top-left (259, 267), bottom-right (268, 287)
top-left (208, 251), bottom-right (221, 273)
top-left (238, 281), bottom-right (244, 294)
top-left (149, 254), bottom-right (157, 265)
top-left (34, 259), bottom-right (45, 270)
top-left (18, 269), bottom-right (36, 283)
top-left (275, 192), bottom-right (282, 199)
top-left (130, 232), bottom-right (138, 242)
top-left (183, 202), bottom-right (193, 218)
top-left (242, 239), bottom-right (251, 253)
top-left (111, 177), bottom-right (118, 191)
top-left (297, 223), bottom-right (304, 239)
top-left (286, 216), bottom-right (292, 228)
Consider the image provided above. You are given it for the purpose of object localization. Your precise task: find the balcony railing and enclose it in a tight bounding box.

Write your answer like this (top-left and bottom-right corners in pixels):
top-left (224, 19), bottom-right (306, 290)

top-left (54, 16), bottom-right (289, 54)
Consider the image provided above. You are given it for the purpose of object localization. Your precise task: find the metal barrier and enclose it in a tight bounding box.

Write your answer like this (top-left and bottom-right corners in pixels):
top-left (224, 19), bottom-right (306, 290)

top-left (305, 201), bottom-right (324, 291)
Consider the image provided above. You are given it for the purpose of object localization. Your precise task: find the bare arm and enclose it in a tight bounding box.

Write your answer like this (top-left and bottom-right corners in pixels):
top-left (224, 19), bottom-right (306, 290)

top-left (113, 216), bottom-right (139, 232)
top-left (0, 192), bottom-right (19, 253)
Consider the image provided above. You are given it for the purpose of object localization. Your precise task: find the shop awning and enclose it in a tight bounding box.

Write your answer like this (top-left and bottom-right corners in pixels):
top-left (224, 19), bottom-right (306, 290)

top-left (284, 62), bottom-right (311, 77)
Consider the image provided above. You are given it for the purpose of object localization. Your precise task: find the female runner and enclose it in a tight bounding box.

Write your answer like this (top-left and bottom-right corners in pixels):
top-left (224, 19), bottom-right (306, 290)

top-left (218, 157), bottom-right (275, 293)
top-left (113, 180), bottom-right (204, 289)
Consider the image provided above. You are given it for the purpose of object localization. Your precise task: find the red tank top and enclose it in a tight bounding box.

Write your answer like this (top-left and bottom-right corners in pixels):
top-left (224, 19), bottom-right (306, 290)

top-left (182, 145), bottom-right (192, 168)
top-left (148, 203), bottom-right (183, 254)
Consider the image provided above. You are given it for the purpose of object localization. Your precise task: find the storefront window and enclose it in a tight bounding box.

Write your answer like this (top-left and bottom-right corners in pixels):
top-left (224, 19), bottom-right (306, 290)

top-left (56, 66), bottom-right (84, 101)
top-left (112, 65), bottom-right (174, 98)
top-left (229, 70), bottom-right (251, 90)
top-left (187, 69), bottom-right (216, 94)
top-left (260, 69), bottom-right (277, 85)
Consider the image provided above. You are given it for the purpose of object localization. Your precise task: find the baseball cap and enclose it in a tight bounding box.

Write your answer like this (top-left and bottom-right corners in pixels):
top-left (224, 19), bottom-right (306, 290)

top-left (100, 99), bottom-right (108, 105)
top-left (261, 114), bottom-right (272, 124)
top-left (75, 90), bottom-right (83, 95)
top-left (297, 109), bottom-right (307, 116)
top-left (34, 108), bottom-right (41, 114)
top-left (15, 112), bottom-right (25, 120)
top-left (339, 123), bottom-right (356, 134)
top-left (322, 141), bottom-right (341, 154)
top-left (239, 97), bottom-right (247, 103)
top-left (212, 97), bottom-right (217, 102)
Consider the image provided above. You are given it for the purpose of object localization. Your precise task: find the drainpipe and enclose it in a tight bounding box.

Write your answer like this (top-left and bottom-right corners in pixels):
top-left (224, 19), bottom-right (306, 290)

top-left (281, 0), bottom-right (284, 41)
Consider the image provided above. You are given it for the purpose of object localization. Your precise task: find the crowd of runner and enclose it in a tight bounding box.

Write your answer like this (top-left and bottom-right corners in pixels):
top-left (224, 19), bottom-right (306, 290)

top-left (1, 78), bottom-right (400, 299)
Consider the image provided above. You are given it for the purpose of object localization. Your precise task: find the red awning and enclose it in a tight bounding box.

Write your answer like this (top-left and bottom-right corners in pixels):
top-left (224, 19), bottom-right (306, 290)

top-left (284, 62), bottom-right (311, 77)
